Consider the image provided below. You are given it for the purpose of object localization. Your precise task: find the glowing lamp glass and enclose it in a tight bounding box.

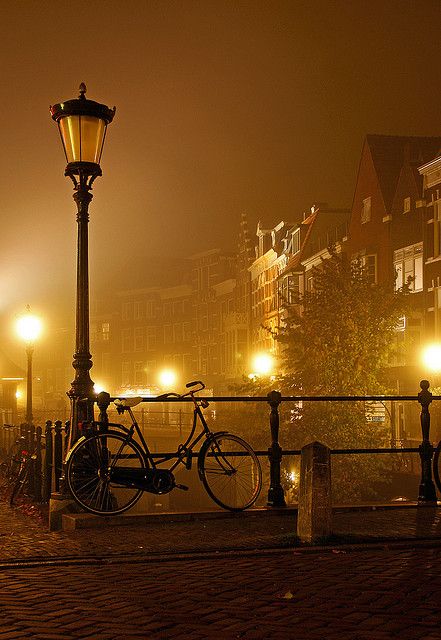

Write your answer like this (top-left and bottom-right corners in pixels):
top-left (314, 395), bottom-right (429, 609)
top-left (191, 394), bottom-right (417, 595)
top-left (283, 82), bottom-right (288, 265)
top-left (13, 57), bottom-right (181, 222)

top-left (58, 115), bottom-right (106, 164)
top-left (158, 369), bottom-right (177, 388)
top-left (422, 345), bottom-right (441, 372)
top-left (16, 315), bottom-right (42, 343)
top-left (252, 353), bottom-right (274, 376)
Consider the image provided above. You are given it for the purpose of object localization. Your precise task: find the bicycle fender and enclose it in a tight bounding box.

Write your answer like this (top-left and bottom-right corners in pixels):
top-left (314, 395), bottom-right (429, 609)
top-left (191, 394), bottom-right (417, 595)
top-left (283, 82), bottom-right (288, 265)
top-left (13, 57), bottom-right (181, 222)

top-left (197, 431), bottom-right (229, 480)
top-left (64, 436), bottom-right (87, 463)
top-left (65, 429), bottom-right (128, 463)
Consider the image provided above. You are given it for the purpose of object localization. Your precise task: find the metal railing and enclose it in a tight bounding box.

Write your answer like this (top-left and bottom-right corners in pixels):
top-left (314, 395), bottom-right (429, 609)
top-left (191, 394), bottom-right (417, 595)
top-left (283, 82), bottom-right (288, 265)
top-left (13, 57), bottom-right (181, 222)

top-left (0, 420), bottom-right (70, 503)
top-left (1, 379), bottom-right (438, 507)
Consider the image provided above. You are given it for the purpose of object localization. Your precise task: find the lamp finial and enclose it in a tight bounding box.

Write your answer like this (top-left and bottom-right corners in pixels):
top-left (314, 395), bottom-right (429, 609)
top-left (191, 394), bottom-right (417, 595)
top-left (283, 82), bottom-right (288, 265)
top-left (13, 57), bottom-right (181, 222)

top-left (79, 83), bottom-right (87, 99)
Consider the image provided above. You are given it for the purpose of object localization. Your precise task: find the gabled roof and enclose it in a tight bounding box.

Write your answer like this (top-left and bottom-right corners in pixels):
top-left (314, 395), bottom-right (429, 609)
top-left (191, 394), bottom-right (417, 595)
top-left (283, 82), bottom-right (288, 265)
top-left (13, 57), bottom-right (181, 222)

top-left (365, 134), bottom-right (441, 212)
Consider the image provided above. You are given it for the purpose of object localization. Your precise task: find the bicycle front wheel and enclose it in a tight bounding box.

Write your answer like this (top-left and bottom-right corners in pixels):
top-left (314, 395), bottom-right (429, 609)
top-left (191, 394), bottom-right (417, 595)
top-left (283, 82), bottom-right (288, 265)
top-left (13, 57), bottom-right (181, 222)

top-left (199, 433), bottom-right (262, 511)
top-left (66, 432), bottom-right (146, 516)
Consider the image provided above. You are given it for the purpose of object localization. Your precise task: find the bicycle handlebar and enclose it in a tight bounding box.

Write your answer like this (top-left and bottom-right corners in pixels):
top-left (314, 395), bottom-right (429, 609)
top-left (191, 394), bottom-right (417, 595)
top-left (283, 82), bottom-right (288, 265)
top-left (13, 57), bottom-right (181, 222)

top-left (186, 380), bottom-right (205, 390)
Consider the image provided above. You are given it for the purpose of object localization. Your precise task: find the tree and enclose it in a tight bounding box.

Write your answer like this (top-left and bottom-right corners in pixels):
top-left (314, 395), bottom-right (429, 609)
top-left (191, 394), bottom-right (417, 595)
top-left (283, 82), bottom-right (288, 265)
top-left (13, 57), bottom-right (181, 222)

top-left (277, 250), bottom-right (410, 501)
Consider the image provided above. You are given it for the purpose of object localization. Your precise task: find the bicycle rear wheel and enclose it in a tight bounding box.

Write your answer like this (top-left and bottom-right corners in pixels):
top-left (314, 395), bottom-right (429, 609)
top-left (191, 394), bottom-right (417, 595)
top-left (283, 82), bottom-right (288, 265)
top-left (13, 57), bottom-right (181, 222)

top-left (66, 431), bottom-right (146, 516)
top-left (199, 433), bottom-right (262, 511)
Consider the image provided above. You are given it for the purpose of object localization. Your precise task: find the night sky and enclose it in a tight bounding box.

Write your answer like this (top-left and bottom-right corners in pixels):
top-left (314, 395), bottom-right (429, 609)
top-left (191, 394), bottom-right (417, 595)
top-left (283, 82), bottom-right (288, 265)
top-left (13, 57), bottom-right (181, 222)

top-left (1, 0), bottom-right (441, 354)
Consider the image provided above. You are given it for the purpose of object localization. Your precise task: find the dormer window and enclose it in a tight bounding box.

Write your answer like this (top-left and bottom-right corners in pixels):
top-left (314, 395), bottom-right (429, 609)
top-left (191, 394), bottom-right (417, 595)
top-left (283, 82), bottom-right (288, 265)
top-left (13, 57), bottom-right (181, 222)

top-left (403, 197), bottom-right (411, 213)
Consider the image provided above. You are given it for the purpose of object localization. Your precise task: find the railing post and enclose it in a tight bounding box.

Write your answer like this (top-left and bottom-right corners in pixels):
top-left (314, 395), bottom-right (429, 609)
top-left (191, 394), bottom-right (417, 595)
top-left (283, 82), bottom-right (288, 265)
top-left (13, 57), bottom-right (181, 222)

top-left (267, 390), bottom-right (286, 508)
top-left (97, 391), bottom-right (110, 431)
top-left (54, 420), bottom-right (63, 493)
top-left (34, 426), bottom-right (42, 502)
top-left (418, 379), bottom-right (437, 503)
top-left (28, 424), bottom-right (36, 498)
top-left (43, 420), bottom-right (53, 502)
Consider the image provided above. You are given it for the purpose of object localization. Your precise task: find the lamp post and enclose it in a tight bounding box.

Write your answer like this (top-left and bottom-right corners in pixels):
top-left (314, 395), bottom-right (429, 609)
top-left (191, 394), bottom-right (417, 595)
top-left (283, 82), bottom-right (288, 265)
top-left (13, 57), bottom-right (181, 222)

top-left (50, 84), bottom-right (115, 443)
top-left (16, 306), bottom-right (42, 426)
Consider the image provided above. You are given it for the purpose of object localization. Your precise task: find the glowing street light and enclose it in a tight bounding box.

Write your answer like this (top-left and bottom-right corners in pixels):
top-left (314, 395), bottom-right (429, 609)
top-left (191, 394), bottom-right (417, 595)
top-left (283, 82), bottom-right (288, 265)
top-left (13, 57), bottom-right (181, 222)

top-left (251, 352), bottom-right (274, 377)
top-left (158, 369), bottom-right (177, 389)
top-left (51, 84), bottom-right (115, 442)
top-left (16, 306), bottom-right (42, 425)
top-left (421, 344), bottom-right (441, 373)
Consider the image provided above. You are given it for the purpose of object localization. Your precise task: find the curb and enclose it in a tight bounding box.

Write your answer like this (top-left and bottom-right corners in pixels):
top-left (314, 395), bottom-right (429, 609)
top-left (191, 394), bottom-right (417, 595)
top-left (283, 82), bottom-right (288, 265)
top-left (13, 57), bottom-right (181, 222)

top-left (60, 501), bottom-right (428, 530)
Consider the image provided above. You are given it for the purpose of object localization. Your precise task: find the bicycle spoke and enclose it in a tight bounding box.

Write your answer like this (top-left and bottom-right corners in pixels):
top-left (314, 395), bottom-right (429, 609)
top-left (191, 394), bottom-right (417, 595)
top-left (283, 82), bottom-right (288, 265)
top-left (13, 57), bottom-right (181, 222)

top-left (66, 432), bottom-right (145, 516)
top-left (200, 434), bottom-right (262, 511)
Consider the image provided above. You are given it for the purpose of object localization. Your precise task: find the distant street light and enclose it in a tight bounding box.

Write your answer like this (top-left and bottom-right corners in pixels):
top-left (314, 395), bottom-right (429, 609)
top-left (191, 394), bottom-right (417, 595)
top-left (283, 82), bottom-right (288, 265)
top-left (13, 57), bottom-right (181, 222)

top-left (50, 84), bottom-right (115, 442)
top-left (16, 305), bottom-right (42, 425)
top-left (421, 344), bottom-right (441, 373)
top-left (251, 352), bottom-right (274, 377)
top-left (158, 369), bottom-right (177, 389)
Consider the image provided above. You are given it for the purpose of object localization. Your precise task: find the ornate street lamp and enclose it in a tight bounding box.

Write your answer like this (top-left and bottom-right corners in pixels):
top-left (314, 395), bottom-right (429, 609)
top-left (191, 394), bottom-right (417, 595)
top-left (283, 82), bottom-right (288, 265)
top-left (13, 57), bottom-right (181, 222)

top-left (50, 84), bottom-right (115, 441)
top-left (16, 306), bottom-right (42, 426)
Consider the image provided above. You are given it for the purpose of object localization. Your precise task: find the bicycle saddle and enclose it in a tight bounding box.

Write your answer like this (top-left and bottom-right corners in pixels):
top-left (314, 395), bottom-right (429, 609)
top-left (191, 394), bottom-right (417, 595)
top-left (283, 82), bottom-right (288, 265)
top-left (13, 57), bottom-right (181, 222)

top-left (114, 397), bottom-right (143, 409)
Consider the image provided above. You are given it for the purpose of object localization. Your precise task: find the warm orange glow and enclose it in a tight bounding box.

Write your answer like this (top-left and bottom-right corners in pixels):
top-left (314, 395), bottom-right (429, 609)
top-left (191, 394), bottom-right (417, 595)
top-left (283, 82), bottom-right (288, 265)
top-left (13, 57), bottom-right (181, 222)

top-left (422, 344), bottom-right (441, 372)
top-left (16, 311), bottom-right (42, 343)
top-left (158, 369), bottom-right (177, 388)
top-left (93, 382), bottom-right (106, 394)
top-left (251, 353), bottom-right (274, 376)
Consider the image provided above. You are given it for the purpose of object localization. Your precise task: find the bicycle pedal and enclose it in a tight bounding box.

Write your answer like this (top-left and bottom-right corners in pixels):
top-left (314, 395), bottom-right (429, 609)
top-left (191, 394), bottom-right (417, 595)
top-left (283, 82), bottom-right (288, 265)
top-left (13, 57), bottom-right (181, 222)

top-left (175, 483), bottom-right (189, 491)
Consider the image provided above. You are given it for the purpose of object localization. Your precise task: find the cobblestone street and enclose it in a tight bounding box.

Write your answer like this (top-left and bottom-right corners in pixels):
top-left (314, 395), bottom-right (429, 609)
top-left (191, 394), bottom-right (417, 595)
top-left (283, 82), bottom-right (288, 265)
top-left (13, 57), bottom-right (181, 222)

top-left (1, 544), bottom-right (441, 639)
top-left (1, 504), bottom-right (441, 638)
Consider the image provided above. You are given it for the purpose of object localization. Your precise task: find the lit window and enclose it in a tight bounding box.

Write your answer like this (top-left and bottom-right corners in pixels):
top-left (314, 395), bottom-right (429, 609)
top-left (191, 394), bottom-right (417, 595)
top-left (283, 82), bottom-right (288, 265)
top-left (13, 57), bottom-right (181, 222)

top-left (394, 243), bottom-right (423, 291)
top-left (362, 254), bottom-right (377, 284)
top-left (102, 322), bottom-right (110, 341)
top-left (403, 197), bottom-right (411, 213)
top-left (361, 197), bottom-right (371, 224)
top-left (434, 202), bottom-right (441, 259)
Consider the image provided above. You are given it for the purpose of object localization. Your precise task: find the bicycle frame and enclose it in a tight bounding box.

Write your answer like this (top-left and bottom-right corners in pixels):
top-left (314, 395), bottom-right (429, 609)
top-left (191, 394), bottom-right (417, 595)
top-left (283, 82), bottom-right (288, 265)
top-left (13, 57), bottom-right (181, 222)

top-left (95, 392), bottom-right (213, 474)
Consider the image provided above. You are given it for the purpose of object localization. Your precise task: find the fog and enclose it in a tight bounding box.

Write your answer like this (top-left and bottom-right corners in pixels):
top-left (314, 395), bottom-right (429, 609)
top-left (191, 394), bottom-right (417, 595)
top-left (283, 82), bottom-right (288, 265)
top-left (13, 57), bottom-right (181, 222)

top-left (1, 0), bottom-right (441, 358)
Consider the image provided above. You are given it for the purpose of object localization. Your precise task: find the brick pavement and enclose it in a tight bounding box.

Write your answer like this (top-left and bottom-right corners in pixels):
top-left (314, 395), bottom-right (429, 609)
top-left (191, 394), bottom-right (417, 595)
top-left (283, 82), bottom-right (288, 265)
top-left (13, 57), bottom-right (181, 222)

top-left (0, 545), bottom-right (441, 638)
top-left (1, 502), bottom-right (441, 561)
top-left (0, 501), bottom-right (441, 638)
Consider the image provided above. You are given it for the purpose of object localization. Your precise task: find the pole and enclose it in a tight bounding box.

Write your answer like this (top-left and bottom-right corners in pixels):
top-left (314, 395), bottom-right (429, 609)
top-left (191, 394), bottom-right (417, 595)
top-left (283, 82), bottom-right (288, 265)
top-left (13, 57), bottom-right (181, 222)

top-left (25, 343), bottom-right (33, 426)
top-left (67, 172), bottom-right (95, 446)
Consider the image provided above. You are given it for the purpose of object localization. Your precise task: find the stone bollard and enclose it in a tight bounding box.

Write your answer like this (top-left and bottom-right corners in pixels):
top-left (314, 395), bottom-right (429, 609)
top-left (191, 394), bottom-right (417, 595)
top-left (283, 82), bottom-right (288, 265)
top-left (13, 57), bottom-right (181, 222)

top-left (297, 441), bottom-right (332, 544)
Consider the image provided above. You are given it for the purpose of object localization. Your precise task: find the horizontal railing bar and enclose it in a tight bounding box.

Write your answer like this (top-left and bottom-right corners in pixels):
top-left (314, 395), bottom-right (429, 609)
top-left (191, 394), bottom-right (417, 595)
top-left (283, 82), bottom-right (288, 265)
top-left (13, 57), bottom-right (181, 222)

top-left (331, 447), bottom-right (419, 454)
top-left (108, 394), bottom-right (441, 403)
top-left (149, 447), bottom-right (420, 459)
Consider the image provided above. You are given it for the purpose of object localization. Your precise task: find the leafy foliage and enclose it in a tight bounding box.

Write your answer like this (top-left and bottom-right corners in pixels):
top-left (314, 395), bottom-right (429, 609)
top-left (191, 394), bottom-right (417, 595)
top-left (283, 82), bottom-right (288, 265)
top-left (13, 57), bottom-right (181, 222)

top-left (277, 251), bottom-right (411, 501)
top-left (279, 251), bottom-right (409, 396)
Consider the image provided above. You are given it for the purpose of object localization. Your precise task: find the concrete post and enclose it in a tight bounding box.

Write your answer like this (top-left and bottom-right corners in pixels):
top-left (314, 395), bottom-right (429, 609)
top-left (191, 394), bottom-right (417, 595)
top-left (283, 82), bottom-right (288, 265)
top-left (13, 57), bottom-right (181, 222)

top-left (297, 441), bottom-right (332, 543)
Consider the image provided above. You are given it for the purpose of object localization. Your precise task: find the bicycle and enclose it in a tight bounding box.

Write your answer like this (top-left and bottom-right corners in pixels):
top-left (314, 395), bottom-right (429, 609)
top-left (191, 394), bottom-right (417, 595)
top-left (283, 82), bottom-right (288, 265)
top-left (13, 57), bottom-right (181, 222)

top-left (0, 426), bottom-right (26, 490)
top-left (65, 380), bottom-right (262, 515)
top-left (9, 445), bottom-right (37, 506)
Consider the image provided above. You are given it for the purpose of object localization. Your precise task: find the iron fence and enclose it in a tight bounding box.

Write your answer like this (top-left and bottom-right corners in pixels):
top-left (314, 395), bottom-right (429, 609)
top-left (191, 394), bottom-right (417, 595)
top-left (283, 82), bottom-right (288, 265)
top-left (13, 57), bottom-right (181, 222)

top-left (0, 380), bottom-right (438, 507)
